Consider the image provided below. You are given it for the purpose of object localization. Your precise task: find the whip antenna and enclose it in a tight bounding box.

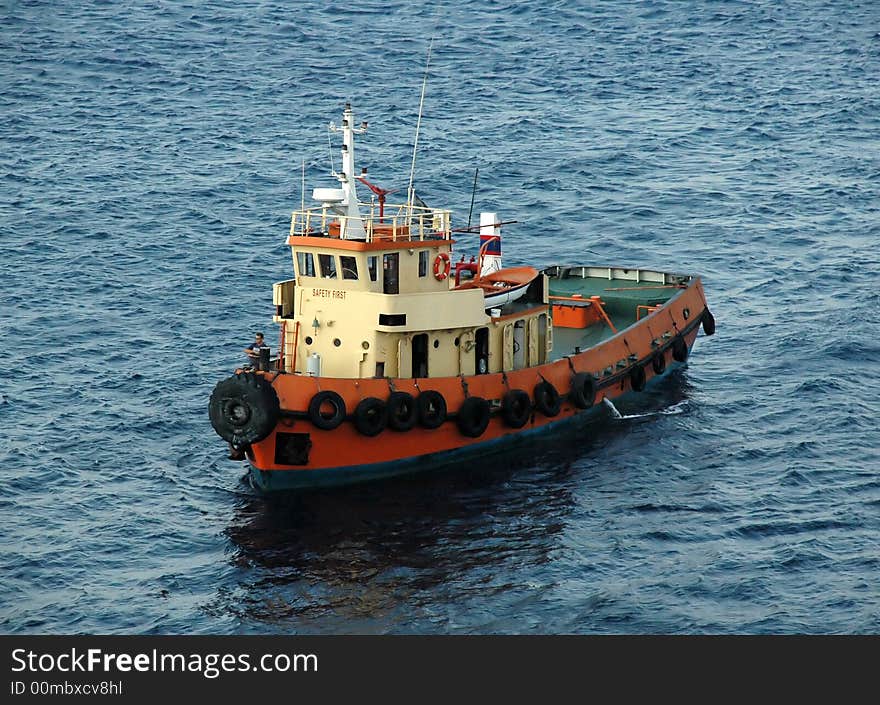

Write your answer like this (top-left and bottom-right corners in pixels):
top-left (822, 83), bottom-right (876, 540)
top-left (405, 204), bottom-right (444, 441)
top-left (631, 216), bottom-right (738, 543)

top-left (407, 37), bottom-right (434, 222)
top-left (467, 167), bottom-right (479, 229)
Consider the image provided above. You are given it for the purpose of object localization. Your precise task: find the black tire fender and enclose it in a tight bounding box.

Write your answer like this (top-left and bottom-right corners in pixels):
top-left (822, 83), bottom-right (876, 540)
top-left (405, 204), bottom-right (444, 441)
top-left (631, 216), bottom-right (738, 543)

top-left (672, 336), bottom-right (689, 363)
top-left (501, 389), bottom-right (532, 428)
top-left (353, 397), bottom-right (387, 437)
top-left (630, 365), bottom-right (647, 392)
top-left (387, 391), bottom-right (417, 432)
top-left (307, 390), bottom-right (346, 430)
top-left (569, 372), bottom-right (597, 409)
top-left (416, 390), bottom-right (447, 429)
top-left (208, 372), bottom-right (280, 447)
top-left (702, 308), bottom-right (716, 336)
top-left (533, 380), bottom-right (561, 417)
top-left (456, 396), bottom-right (491, 438)
top-left (652, 352), bottom-right (667, 375)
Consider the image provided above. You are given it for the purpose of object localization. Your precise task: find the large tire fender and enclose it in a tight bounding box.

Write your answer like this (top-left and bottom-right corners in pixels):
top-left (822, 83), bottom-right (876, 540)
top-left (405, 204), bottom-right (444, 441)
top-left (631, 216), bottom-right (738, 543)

top-left (208, 373), bottom-right (280, 447)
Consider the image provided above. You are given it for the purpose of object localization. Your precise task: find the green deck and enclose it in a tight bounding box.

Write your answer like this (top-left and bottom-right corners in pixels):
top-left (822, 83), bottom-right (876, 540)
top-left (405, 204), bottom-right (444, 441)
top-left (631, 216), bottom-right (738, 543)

top-left (546, 267), bottom-right (690, 357)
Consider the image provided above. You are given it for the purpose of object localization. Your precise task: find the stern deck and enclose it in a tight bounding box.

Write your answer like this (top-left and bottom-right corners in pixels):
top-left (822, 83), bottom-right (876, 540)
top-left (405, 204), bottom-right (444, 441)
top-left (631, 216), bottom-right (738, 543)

top-left (546, 266), bottom-right (693, 358)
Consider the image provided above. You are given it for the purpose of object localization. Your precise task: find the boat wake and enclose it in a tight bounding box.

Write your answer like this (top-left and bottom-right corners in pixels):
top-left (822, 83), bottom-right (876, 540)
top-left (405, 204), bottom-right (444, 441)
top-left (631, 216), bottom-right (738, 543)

top-left (602, 397), bottom-right (689, 420)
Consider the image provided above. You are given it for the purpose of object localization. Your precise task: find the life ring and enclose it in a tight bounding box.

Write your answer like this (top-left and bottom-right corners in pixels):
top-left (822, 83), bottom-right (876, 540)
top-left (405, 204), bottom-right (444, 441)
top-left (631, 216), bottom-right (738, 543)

top-left (456, 396), bottom-right (491, 437)
top-left (651, 352), bottom-right (667, 375)
top-left (387, 391), bottom-right (417, 432)
top-left (209, 372), bottom-right (280, 447)
top-left (569, 372), bottom-right (597, 409)
top-left (433, 252), bottom-right (451, 281)
top-left (702, 308), bottom-right (716, 336)
top-left (501, 389), bottom-right (532, 428)
top-left (630, 365), bottom-right (647, 392)
top-left (353, 397), bottom-right (387, 436)
top-left (307, 390), bottom-right (346, 430)
top-left (672, 336), bottom-right (689, 363)
top-left (417, 390), bottom-right (447, 429)
top-left (533, 381), bottom-right (561, 417)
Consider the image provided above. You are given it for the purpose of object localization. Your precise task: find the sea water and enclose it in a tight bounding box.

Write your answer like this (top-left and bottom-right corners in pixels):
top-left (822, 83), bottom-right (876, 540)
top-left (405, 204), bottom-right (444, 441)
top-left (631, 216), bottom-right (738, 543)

top-left (1, 1), bottom-right (878, 634)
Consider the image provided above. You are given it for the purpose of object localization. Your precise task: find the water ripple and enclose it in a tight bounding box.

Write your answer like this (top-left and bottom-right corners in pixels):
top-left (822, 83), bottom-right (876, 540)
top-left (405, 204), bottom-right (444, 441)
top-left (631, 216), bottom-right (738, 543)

top-left (1, 0), bottom-right (879, 635)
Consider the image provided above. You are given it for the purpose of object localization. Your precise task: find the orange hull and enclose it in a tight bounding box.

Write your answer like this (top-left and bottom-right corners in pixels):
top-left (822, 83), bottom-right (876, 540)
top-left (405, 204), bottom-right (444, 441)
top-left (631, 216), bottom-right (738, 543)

top-left (237, 276), bottom-right (710, 488)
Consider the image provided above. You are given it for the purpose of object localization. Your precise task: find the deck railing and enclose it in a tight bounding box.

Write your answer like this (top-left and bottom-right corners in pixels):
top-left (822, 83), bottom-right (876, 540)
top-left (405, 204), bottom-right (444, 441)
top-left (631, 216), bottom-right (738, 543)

top-left (289, 202), bottom-right (452, 242)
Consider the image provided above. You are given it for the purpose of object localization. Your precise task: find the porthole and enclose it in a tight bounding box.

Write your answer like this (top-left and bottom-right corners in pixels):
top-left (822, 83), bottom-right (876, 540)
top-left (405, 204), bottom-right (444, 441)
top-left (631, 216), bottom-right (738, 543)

top-left (454, 337), bottom-right (460, 346)
top-left (304, 336), bottom-right (313, 345)
top-left (433, 339), bottom-right (440, 349)
top-left (362, 341), bottom-right (370, 350)
top-left (333, 338), bottom-right (341, 347)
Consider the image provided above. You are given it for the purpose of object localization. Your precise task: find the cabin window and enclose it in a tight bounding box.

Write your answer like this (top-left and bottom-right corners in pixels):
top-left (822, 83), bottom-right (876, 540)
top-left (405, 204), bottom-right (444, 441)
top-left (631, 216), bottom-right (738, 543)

top-left (296, 252), bottom-right (315, 278)
top-left (368, 256), bottom-right (378, 281)
top-left (340, 255), bottom-right (358, 280)
top-left (418, 250), bottom-right (428, 277)
top-left (383, 253), bottom-right (399, 294)
top-left (319, 254), bottom-right (337, 279)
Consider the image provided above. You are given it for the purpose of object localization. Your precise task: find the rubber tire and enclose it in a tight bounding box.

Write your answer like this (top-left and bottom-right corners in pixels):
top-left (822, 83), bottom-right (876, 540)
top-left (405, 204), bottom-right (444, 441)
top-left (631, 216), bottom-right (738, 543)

top-left (456, 396), bottom-right (491, 438)
top-left (353, 397), bottom-right (387, 437)
top-left (569, 372), bottom-right (597, 409)
top-left (208, 372), bottom-right (280, 447)
top-left (702, 308), bottom-right (716, 336)
top-left (652, 352), bottom-right (667, 375)
top-left (533, 381), bottom-right (562, 417)
top-left (387, 391), bottom-right (417, 432)
top-left (417, 390), bottom-right (447, 429)
top-left (307, 390), bottom-right (346, 430)
top-left (501, 389), bottom-right (532, 428)
top-left (672, 336), bottom-right (689, 363)
top-left (630, 365), bottom-right (647, 392)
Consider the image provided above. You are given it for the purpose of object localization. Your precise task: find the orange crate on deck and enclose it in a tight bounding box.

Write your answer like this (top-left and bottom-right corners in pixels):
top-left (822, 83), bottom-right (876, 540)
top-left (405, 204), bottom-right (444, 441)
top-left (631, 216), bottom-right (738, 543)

top-left (551, 299), bottom-right (602, 328)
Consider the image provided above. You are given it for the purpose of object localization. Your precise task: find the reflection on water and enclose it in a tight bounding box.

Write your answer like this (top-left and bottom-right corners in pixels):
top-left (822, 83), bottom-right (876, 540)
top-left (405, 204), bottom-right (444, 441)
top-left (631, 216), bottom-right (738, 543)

top-left (215, 373), bottom-right (694, 632)
top-left (221, 458), bottom-right (574, 630)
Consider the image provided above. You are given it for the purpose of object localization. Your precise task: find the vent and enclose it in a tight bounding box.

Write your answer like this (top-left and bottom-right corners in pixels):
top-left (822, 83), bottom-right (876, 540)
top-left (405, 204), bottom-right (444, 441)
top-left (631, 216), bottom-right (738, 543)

top-left (379, 313), bottom-right (406, 326)
top-left (274, 432), bottom-right (312, 466)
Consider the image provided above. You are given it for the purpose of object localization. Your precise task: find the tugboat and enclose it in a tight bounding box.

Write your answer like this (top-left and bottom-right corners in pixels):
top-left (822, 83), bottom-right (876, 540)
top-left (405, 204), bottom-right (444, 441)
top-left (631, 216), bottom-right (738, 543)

top-left (208, 103), bottom-right (716, 491)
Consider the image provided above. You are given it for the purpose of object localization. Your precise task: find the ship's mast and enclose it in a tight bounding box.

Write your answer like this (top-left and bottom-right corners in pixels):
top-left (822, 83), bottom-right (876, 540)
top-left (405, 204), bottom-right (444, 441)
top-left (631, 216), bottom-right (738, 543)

top-left (330, 103), bottom-right (368, 239)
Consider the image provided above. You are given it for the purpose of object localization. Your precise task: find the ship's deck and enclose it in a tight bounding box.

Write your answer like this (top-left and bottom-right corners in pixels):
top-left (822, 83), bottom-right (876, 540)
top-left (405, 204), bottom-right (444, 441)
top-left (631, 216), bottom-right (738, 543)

top-left (547, 272), bottom-right (688, 358)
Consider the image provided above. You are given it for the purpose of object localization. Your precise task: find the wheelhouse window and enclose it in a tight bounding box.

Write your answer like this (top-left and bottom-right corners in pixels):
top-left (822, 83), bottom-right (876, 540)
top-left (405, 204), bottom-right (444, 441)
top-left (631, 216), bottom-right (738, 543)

top-left (418, 250), bottom-right (428, 277)
top-left (296, 251), bottom-right (315, 277)
top-left (368, 255), bottom-right (378, 281)
top-left (340, 255), bottom-right (358, 280)
top-left (318, 253), bottom-right (337, 278)
top-left (383, 253), bottom-right (399, 294)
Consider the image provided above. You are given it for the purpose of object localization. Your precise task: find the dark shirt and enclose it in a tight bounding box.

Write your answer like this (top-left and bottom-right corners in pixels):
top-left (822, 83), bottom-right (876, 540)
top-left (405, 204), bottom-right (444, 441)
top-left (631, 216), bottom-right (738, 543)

top-left (245, 342), bottom-right (269, 368)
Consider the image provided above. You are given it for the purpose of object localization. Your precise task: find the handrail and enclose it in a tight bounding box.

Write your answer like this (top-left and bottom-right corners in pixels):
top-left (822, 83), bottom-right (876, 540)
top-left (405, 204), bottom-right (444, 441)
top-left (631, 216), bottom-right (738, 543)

top-left (289, 202), bottom-right (452, 243)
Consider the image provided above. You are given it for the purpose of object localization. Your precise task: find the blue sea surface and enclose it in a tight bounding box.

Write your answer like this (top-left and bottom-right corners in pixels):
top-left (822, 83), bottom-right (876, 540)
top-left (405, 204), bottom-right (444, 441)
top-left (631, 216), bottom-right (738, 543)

top-left (1, 0), bottom-right (878, 634)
